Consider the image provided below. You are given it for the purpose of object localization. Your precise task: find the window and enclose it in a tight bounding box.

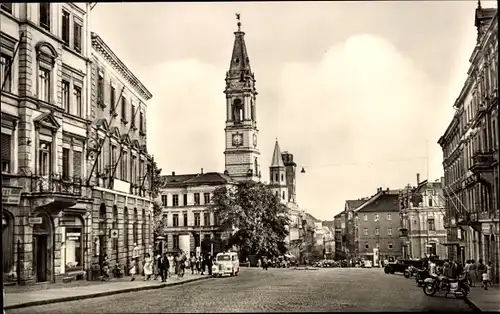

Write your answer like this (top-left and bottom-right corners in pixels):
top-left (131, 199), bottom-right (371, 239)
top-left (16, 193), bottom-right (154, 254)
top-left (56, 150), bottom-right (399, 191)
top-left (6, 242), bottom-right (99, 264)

top-left (122, 151), bottom-right (128, 181)
top-left (1, 133), bottom-right (11, 173)
top-left (388, 242), bottom-right (393, 250)
top-left (204, 212), bottom-right (210, 226)
top-left (1, 3), bottom-right (12, 13)
top-left (131, 103), bottom-right (136, 127)
top-left (131, 155), bottom-right (137, 184)
top-left (62, 80), bottom-right (70, 113)
top-left (281, 174), bottom-right (284, 182)
top-left (111, 145), bottom-right (117, 174)
top-left (62, 148), bottom-right (70, 179)
top-left (62, 11), bottom-right (70, 45)
top-left (39, 141), bottom-right (51, 175)
top-left (363, 214), bottom-right (368, 221)
top-left (172, 214), bottom-right (179, 227)
top-left (428, 197), bottom-right (433, 207)
top-left (183, 212), bottom-right (188, 226)
top-left (121, 97), bottom-right (127, 122)
top-left (110, 84), bottom-right (116, 111)
top-left (194, 213), bottom-right (201, 227)
top-left (386, 214), bottom-right (391, 220)
top-left (428, 243), bottom-right (437, 256)
top-left (161, 195), bottom-right (168, 207)
top-left (274, 173), bottom-right (278, 182)
top-left (365, 242), bottom-right (369, 249)
top-left (73, 150), bottom-right (81, 178)
top-left (374, 214), bottom-right (379, 221)
top-left (139, 111), bottom-right (144, 134)
top-left (1, 54), bottom-right (12, 92)
top-left (194, 193), bottom-right (200, 205)
top-left (214, 211), bottom-right (219, 225)
top-left (204, 193), bottom-right (210, 205)
top-left (173, 235), bottom-right (179, 249)
top-left (39, 3), bottom-right (50, 31)
top-left (172, 194), bottom-right (179, 207)
top-left (363, 228), bottom-right (368, 236)
top-left (375, 228), bottom-right (379, 235)
top-left (428, 218), bottom-right (435, 231)
top-left (74, 86), bottom-right (82, 117)
top-left (39, 67), bottom-right (50, 102)
top-left (183, 194), bottom-right (188, 206)
top-left (97, 72), bottom-right (104, 105)
top-left (387, 227), bottom-right (393, 236)
top-left (73, 21), bottom-right (82, 53)
top-left (282, 191), bottom-right (285, 200)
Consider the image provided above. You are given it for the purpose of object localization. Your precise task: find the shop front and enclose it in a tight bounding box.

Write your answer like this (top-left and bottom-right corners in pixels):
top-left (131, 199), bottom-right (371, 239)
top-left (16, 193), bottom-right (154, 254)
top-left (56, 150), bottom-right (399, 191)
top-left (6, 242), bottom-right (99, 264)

top-left (60, 214), bottom-right (86, 279)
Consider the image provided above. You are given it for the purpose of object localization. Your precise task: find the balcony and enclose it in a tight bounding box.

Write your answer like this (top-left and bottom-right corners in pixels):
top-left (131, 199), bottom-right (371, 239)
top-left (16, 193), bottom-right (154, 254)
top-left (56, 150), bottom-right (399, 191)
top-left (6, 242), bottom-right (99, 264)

top-left (470, 151), bottom-right (494, 174)
top-left (31, 174), bottom-right (82, 196)
top-left (399, 228), bottom-right (408, 238)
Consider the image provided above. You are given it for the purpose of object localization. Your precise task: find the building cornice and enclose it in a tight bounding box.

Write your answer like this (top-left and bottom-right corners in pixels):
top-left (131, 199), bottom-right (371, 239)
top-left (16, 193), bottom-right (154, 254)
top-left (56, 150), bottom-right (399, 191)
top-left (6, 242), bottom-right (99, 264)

top-left (91, 32), bottom-right (153, 101)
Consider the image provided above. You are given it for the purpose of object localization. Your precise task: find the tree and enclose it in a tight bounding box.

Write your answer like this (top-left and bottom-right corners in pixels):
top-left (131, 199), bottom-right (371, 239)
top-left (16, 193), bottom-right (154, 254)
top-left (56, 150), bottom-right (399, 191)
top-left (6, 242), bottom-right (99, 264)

top-left (209, 181), bottom-right (290, 257)
top-left (149, 157), bottom-right (166, 238)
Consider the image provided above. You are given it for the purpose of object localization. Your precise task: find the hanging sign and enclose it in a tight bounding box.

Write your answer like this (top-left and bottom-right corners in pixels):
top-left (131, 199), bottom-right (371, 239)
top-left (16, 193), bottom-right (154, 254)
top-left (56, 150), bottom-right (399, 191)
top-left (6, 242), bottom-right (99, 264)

top-left (28, 217), bottom-right (43, 224)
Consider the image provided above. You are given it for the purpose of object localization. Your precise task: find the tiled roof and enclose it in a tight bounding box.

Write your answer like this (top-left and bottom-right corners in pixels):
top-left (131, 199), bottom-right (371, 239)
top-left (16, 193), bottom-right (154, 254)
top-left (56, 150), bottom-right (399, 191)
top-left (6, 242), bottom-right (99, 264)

top-left (346, 199), bottom-right (366, 210)
top-left (355, 193), bottom-right (399, 213)
top-left (163, 172), bottom-right (233, 188)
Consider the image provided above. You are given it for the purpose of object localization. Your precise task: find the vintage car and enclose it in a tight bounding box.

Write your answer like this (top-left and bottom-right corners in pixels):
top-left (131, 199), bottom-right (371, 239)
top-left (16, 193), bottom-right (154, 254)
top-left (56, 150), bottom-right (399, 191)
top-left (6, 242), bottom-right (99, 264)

top-left (384, 259), bottom-right (425, 275)
top-left (212, 252), bottom-right (240, 277)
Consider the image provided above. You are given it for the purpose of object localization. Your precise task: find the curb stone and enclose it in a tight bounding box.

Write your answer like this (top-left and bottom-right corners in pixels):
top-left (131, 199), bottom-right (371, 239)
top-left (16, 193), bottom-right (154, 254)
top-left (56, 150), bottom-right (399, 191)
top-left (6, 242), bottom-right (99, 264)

top-left (5, 276), bottom-right (211, 310)
top-left (464, 296), bottom-right (482, 312)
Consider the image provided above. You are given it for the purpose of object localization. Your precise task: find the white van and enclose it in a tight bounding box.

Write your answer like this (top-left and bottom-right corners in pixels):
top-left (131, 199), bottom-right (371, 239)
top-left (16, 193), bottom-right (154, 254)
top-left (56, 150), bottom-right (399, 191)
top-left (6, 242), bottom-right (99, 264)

top-left (212, 252), bottom-right (240, 277)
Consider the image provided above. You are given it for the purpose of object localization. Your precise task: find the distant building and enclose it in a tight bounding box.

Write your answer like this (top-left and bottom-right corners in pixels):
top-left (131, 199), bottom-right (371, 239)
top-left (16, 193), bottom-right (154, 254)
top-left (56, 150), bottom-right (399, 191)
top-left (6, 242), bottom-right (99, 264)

top-left (344, 199), bottom-right (368, 259)
top-left (399, 174), bottom-right (448, 259)
top-left (354, 188), bottom-right (402, 261)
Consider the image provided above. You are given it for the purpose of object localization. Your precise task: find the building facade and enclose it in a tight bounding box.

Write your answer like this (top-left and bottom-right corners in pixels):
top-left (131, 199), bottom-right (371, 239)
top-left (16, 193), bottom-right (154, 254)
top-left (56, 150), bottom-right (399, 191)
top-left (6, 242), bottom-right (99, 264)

top-left (333, 211), bottom-right (347, 260)
top-left (399, 175), bottom-right (448, 260)
top-left (353, 188), bottom-right (402, 261)
top-left (343, 199), bottom-right (367, 259)
top-left (1, 3), bottom-right (93, 283)
top-left (438, 4), bottom-right (498, 283)
top-left (86, 32), bottom-right (154, 277)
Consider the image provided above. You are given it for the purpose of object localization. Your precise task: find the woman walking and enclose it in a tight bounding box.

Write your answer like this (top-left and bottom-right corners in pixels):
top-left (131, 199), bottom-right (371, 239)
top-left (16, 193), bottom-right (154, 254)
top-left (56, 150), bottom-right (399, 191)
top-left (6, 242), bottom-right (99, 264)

top-left (168, 253), bottom-right (175, 278)
top-left (143, 253), bottom-right (153, 281)
top-left (468, 260), bottom-right (477, 287)
top-left (153, 252), bottom-right (160, 280)
top-left (129, 259), bottom-right (137, 281)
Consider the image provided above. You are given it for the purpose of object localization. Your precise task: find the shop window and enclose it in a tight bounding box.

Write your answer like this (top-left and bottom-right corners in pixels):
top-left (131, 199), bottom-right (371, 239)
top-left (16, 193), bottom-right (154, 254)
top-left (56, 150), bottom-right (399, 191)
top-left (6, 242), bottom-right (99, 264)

top-left (64, 215), bottom-right (83, 271)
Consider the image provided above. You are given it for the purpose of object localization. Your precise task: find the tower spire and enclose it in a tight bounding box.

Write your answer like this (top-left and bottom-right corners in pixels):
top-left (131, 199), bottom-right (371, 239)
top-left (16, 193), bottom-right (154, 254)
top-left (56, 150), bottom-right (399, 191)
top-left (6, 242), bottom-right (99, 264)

top-left (228, 14), bottom-right (251, 75)
top-left (270, 139), bottom-right (285, 168)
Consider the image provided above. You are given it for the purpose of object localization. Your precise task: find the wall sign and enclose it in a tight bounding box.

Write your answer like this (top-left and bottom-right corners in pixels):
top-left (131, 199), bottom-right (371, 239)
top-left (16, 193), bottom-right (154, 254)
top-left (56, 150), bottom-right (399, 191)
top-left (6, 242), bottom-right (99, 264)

top-left (28, 217), bottom-right (43, 224)
top-left (2, 186), bottom-right (22, 205)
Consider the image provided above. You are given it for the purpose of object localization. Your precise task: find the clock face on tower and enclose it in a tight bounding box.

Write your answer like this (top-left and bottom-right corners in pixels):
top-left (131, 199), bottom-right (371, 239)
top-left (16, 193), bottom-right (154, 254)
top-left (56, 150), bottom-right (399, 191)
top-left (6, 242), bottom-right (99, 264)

top-left (232, 133), bottom-right (243, 147)
top-left (252, 133), bottom-right (257, 147)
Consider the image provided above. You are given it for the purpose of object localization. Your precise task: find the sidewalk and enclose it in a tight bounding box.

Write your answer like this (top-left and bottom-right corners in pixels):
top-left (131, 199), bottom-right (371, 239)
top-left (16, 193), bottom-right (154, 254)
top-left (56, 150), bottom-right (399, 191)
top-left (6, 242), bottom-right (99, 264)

top-left (465, 284), bottom-right (500, 312)
top-left (5, 273), bottom-right (210, 310)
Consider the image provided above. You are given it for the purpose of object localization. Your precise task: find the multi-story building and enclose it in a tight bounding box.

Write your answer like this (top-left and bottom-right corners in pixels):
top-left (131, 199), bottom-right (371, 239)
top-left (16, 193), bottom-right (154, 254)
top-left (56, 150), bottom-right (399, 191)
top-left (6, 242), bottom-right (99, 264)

top-left (353, 188), bottom-right (402, 261)
top-left (399, 174), bottom-right (448, 259)
top-left (333, 211), bottom-right (347, 260)
top-left (438, 3), bottom-right (498, 283)
top-left (321, 220), bottom-right (335, 258)
top-left (343, 199), bottom-right (368, 259)
top-left (159, 20), bottom-right (304, 257)
top-left (86, 32), bottom-right (154, 276)
top-left (1, 3), bottom-right (93, 283)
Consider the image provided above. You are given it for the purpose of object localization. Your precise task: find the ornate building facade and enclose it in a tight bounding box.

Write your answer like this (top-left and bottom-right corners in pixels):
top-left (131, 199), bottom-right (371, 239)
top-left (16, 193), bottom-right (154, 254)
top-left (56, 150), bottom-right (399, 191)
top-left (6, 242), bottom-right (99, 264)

top-left (438, 3), bottom-right (498, 283)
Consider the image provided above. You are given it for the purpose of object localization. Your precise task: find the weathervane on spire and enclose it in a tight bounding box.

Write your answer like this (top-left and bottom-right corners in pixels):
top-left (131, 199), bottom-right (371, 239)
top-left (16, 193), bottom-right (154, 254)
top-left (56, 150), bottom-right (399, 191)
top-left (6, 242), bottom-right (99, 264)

top-left (236, 13), bottom-right (241, 31)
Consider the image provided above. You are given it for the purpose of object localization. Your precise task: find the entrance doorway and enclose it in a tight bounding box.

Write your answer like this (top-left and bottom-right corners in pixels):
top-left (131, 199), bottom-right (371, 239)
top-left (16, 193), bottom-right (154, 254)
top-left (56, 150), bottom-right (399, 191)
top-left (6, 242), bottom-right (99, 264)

top-left (33, 213), bottom-right (52, 282)
top-left (35, 235), bottom-right (48, 282)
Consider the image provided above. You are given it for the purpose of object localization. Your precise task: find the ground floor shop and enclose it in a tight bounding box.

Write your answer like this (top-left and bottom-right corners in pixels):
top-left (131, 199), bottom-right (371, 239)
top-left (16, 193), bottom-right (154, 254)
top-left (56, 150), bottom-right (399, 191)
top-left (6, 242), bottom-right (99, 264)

top-left (159, 230), bottom-right (226, 257)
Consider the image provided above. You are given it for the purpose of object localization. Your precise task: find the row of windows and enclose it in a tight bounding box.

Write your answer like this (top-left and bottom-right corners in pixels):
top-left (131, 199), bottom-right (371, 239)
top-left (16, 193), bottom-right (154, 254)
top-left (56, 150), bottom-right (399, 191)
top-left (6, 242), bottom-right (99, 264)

top-left (362, 227), bottom-right (394, 236)
top-left (402, 217), bottom-right (437, 231)
top-left (364, 242), bottom-right (394, 250)
top-left (168, 211), bottom-right (217, 227)
top-left (361, 213), bottom-right (392, 221)
top-left (97, 143), bottom-right (146, 186)
top-left (161, 193), bottom-right (211, 207)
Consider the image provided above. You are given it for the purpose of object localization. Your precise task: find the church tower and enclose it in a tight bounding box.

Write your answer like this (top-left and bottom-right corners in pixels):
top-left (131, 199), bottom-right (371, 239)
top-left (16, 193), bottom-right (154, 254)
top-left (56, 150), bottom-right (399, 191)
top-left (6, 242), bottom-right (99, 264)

top-left (269, 140), bottom-right (288, 203)
top-left (224, 15), bottom-right (260, 182)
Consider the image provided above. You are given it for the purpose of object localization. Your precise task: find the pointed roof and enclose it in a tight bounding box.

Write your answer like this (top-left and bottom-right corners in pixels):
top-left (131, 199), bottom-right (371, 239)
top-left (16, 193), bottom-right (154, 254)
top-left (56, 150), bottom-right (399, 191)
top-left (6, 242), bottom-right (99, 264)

top-left (163, 172), bottom-right (234, 188)
top-left (228, 26), bottom-right (251, 75)
top-left (270, 140), bottom-right (285, 168)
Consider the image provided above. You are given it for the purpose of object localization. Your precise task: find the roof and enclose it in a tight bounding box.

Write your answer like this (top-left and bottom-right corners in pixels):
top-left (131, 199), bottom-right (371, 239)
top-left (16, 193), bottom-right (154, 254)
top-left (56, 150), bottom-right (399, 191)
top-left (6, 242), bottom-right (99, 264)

top-left (322, 220), bottom-right (335, 231)
top-left (163, 172), bottom-right (234, 188)
top-left (228, 30), bottom-right (251, 74)
top-left (333, 212), bottom-right (343, 219)
top-left (346, 199), bottom-right (366, 211)
top-left (91, 32), bottom-right (153, 101)
top-left (304, 212), bottom-right (321, 223)
top-left (270, 140), bottom-right (285, 168)
top-left (355, 190), bottom-right (400, 213)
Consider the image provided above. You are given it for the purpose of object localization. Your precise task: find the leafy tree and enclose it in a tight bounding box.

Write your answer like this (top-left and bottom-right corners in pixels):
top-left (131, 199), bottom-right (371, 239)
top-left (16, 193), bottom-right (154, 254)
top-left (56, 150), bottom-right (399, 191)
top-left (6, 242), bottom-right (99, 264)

top-left (209, 181), bottom-right (290, 257)
top-left (148, 157), bottom-right (164, 199)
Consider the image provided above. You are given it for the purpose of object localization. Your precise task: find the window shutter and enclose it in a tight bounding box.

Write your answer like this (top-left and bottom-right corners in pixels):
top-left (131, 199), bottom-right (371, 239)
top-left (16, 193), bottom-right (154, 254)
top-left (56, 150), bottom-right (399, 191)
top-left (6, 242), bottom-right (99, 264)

top-left (73, 151), bottom-right (82, 178)
top-left (1, 133), bottom-right (11, 162)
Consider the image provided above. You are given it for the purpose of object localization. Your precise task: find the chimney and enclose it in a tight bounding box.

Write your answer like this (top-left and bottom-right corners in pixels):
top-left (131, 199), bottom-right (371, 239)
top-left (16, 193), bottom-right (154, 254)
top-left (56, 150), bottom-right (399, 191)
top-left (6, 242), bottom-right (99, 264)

top-left (417, 173), bottom-right (420, 186)
top-left (172, 171), bottom-right (175, 176)
top-left (201, 168), bottom-right (204, 174)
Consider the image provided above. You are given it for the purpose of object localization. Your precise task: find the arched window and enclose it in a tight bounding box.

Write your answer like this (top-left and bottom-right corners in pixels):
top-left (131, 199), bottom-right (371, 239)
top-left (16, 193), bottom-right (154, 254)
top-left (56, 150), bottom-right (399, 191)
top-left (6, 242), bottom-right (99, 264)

top-left (282, 191), bottom-right (285, 200)
top-left (133, 208), bottom-right (138, 245)
top-left (232, 99), bottom-right (243, 123)
top-left (35, 42), bottom-right (58, 103)
top-left (281, 174), bottom-right (284, 182)
top-left (274, 173), bottom-right (278, 182)
top-left (141, 208), bottom-right (146, 249)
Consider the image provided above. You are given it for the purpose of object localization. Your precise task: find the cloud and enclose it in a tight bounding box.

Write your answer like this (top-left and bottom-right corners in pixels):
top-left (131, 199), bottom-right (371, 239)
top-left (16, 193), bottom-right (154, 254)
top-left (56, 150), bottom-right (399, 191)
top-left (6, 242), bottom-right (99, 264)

top-left (277, 34), bottom-right (440, 218)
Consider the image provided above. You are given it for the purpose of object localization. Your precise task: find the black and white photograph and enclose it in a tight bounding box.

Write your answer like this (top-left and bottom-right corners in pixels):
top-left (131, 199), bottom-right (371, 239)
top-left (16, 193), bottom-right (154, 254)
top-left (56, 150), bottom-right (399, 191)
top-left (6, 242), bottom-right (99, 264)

top-left (0, 1), bottom-right (499, 313)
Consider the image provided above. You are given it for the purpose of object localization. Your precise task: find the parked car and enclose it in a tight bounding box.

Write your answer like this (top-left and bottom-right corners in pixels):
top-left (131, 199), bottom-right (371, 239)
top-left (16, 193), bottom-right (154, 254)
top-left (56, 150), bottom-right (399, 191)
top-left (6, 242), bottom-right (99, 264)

top-left (212, 252), bottom-right (240, 277)
top-left (364, 260), bottom-right (373, 268)
top-left (384, 259), bottom-right (425, 275)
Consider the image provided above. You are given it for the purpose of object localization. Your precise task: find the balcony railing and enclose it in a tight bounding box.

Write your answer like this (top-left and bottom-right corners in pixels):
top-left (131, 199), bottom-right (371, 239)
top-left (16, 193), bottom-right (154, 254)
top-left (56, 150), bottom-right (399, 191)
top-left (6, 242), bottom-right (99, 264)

top-left (456, 212), bottom-right (471, 226)
top-left (31, 174), bottom-right (82, 196)
top-left (470, 151), bottom-right (494, 173)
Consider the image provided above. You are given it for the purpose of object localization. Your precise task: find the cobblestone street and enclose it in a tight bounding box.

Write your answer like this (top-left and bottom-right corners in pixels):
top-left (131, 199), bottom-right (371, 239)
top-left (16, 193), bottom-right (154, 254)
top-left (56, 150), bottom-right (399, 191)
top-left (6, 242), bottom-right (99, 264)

top-left (7, 268), bottom-right (473, 313)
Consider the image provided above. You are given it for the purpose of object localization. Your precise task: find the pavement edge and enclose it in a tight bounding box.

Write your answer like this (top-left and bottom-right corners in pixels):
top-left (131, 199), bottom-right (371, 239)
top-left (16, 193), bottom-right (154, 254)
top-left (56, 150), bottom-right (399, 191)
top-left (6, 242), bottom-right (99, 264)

top-left (464, 296), bottom-right (482, 312)
top-left (5, 276), bottom-right (211, 311)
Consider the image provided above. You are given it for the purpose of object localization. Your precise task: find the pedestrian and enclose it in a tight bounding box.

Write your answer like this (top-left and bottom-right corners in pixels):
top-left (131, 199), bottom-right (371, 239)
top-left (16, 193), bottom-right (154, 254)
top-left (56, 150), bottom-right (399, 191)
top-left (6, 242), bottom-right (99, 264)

top-left (482, 269), bottom-right (489, 290)
top-left (263, 256), bottom-right (269, 271)
top-left (469, 260), bottom-right (477, 287)
top-left (175, 254), bottom-right (182, 279)
top-left (257, 258), bottom-right (262, 268)
top-left (101, 253), bottom-right (110, 281)
top-left (207, 253), bottom-right (213, 275)
top-left (168, 253), bottom-right (175, 277)
top-left (153, 252), bottom-right (160, 280)
top-left (158, 253), bottom-right (169, 282)
top-left (487, 261), bottom-right (493, 287)
top-left (190, 253), bottom-right (197, 275)
top-left (129, 259), bottom-right (137, 281)
top-left (477, 259), bottom-right (486, 283)
top-left (464, 260), bottom-right (471, 286)
top-left (143, 253), bottom-right (153, 280)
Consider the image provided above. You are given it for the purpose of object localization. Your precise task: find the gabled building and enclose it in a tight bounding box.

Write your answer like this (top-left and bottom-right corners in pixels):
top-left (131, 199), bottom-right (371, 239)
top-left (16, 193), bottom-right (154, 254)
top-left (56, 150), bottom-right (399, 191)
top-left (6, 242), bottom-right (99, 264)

top-left (399, 174), bottom-right (448, 260)
top-left (344, 199), bottom-right (368, 259)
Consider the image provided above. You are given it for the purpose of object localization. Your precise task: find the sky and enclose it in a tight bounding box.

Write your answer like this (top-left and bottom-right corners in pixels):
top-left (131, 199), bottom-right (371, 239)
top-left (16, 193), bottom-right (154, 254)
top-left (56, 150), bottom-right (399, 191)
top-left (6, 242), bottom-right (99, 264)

top-left (90, 1), bottom-right (497, 221)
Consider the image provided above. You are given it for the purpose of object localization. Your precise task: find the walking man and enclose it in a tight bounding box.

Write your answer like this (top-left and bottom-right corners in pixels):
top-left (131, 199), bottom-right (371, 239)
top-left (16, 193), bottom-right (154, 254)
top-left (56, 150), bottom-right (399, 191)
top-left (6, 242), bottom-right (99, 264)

top-left (158, 253), bottom-right (169, 282)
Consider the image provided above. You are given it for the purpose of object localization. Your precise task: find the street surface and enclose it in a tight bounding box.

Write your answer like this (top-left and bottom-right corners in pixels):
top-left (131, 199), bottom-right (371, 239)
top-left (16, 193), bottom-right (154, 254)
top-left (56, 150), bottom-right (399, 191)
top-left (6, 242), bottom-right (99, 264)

top-left (8, 268), bottom-right (473, 313)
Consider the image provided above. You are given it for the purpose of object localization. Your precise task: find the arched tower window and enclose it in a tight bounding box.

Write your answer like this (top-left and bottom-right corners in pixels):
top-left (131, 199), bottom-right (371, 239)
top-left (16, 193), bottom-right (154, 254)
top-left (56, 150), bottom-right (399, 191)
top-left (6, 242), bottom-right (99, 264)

top-left (275, 173), bottom-right (278, 183)
top-left (232, 99), bottom-right (243, 123)
top-left (282, 191), bottom-right (285, 200)
top-left (281, 174), bottom-right (284, 182)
